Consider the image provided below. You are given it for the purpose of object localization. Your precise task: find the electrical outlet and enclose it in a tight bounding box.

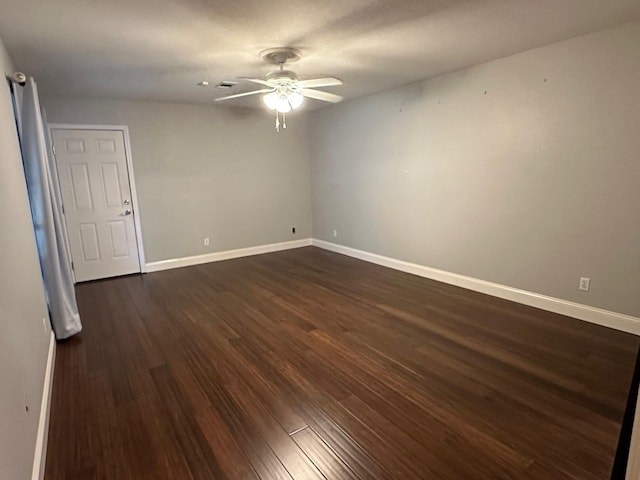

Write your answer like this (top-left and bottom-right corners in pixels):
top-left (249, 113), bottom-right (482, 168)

top-left (203, 237), bottom-right (210, 247)
top-left (579, 277), bottom-right (590, 291)
top-left (333, 229), bottom-right (338, 238)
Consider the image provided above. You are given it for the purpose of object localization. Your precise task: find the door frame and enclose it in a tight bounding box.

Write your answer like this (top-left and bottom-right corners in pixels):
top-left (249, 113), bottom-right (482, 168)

top-left (48, 123), bottom-right (147, 279)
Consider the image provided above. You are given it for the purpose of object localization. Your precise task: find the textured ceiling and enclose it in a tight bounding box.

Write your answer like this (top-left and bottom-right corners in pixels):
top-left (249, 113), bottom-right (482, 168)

top-left (2, 0), bottom-right (640, 109)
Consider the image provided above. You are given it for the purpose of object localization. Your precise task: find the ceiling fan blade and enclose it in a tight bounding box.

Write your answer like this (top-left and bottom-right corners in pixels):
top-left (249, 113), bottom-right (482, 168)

top-left (302, 89), bottom-right (343, 103)
top-left (238, 77), bottom-right (271, 87)
top-left (298, 77), bottom-right (343, 88)
top-left (214, 89), bottom-right (272, 102)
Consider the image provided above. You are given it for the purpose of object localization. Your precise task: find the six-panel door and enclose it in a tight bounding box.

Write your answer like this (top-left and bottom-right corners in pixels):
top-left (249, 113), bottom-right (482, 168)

top-left (52, 128), bottom-right (141, 282)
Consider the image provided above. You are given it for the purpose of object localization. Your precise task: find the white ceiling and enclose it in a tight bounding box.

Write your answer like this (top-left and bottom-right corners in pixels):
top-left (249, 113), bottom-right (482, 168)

top-left (2, 0), bottom-right (640, 109)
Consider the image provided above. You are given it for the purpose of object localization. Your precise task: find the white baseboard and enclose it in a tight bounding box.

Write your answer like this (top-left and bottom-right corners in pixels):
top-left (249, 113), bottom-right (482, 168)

top-left (32, 331), bottom-right (56, 480)
top-left (312, 239), bottom-right (640, 336)
top-left (145, 238), bottom-right (312, 273)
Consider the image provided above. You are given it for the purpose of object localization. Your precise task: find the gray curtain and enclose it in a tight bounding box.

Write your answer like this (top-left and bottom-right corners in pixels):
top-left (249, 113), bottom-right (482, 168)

top-left (19, 78), bottom-right (81, 339)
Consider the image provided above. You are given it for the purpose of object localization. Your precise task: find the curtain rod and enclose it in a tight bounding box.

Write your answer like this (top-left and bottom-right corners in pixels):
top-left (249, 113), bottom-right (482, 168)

top-left (5, 72), bottom-right (26, 86)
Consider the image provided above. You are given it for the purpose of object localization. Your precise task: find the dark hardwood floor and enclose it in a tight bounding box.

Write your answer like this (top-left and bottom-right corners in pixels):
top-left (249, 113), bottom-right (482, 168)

top-left (45, 247), bottom-right (640, 479)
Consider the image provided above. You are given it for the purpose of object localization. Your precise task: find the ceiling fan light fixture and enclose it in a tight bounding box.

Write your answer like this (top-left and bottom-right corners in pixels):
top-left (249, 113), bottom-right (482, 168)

top-left (288, 92), bottom-right (304, 110)
top-left (262, 92), bottom-right (300, 113)
top-left (262, 92), bottom-right (304, 113)
top-left (276, 97), bottom-right (292, 113)
top-left (263, 91), bottom-right (279, 110)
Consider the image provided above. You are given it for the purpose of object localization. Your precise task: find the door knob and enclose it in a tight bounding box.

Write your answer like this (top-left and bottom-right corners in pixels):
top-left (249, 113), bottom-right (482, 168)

top-left (123, 209), bottom-right (132, 216)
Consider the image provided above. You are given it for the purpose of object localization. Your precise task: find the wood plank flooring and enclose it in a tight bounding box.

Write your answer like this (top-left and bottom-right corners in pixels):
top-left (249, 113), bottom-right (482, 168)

top-left (45, 247), bottom-right (640, 479)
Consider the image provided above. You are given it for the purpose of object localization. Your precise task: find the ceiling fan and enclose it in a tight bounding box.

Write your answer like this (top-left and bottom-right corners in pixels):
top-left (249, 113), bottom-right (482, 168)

top-left (214, 47), bottom-right (343, 131)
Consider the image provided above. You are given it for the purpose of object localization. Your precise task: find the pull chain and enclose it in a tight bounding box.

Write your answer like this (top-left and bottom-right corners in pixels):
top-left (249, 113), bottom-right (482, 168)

top-left (275, 110), bottom-right (280, 132)
top-left (283, 111), bottom-right (287, 129)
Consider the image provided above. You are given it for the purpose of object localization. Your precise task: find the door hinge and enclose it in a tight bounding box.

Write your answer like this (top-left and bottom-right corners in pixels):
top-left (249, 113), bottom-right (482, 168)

top-left (71, 261), bottom-right (74, 271)
top-left (52, 145), bottom-right (56, 155)
top-left (61, 204), bottom-right (65, 214)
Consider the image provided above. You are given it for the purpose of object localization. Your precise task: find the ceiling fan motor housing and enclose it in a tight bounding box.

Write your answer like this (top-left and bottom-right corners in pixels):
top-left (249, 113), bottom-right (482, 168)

top-left (266, 70), bottom-right (299, 83)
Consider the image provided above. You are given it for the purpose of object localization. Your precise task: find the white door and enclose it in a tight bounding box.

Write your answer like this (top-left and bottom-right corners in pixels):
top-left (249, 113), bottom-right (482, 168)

top-left (52, 128), bottom-right (141, 282)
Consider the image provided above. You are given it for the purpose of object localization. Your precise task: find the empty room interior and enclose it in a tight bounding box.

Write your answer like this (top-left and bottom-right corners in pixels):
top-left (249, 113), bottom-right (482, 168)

top-left (2, 1), bottom-right (640, 479)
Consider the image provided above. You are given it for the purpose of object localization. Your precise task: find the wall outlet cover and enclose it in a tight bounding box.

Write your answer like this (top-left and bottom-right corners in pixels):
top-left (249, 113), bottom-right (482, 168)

top-left (579, 277), bottom-right (590, 291)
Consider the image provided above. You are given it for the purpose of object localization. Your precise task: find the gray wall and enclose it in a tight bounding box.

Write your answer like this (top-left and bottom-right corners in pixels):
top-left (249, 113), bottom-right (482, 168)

top-left (0, 36), bottom-right (52, 479)
top-left (309, 21), bottom-right (640, 317)
top-left (42, 98), bottom-right (312, 262)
